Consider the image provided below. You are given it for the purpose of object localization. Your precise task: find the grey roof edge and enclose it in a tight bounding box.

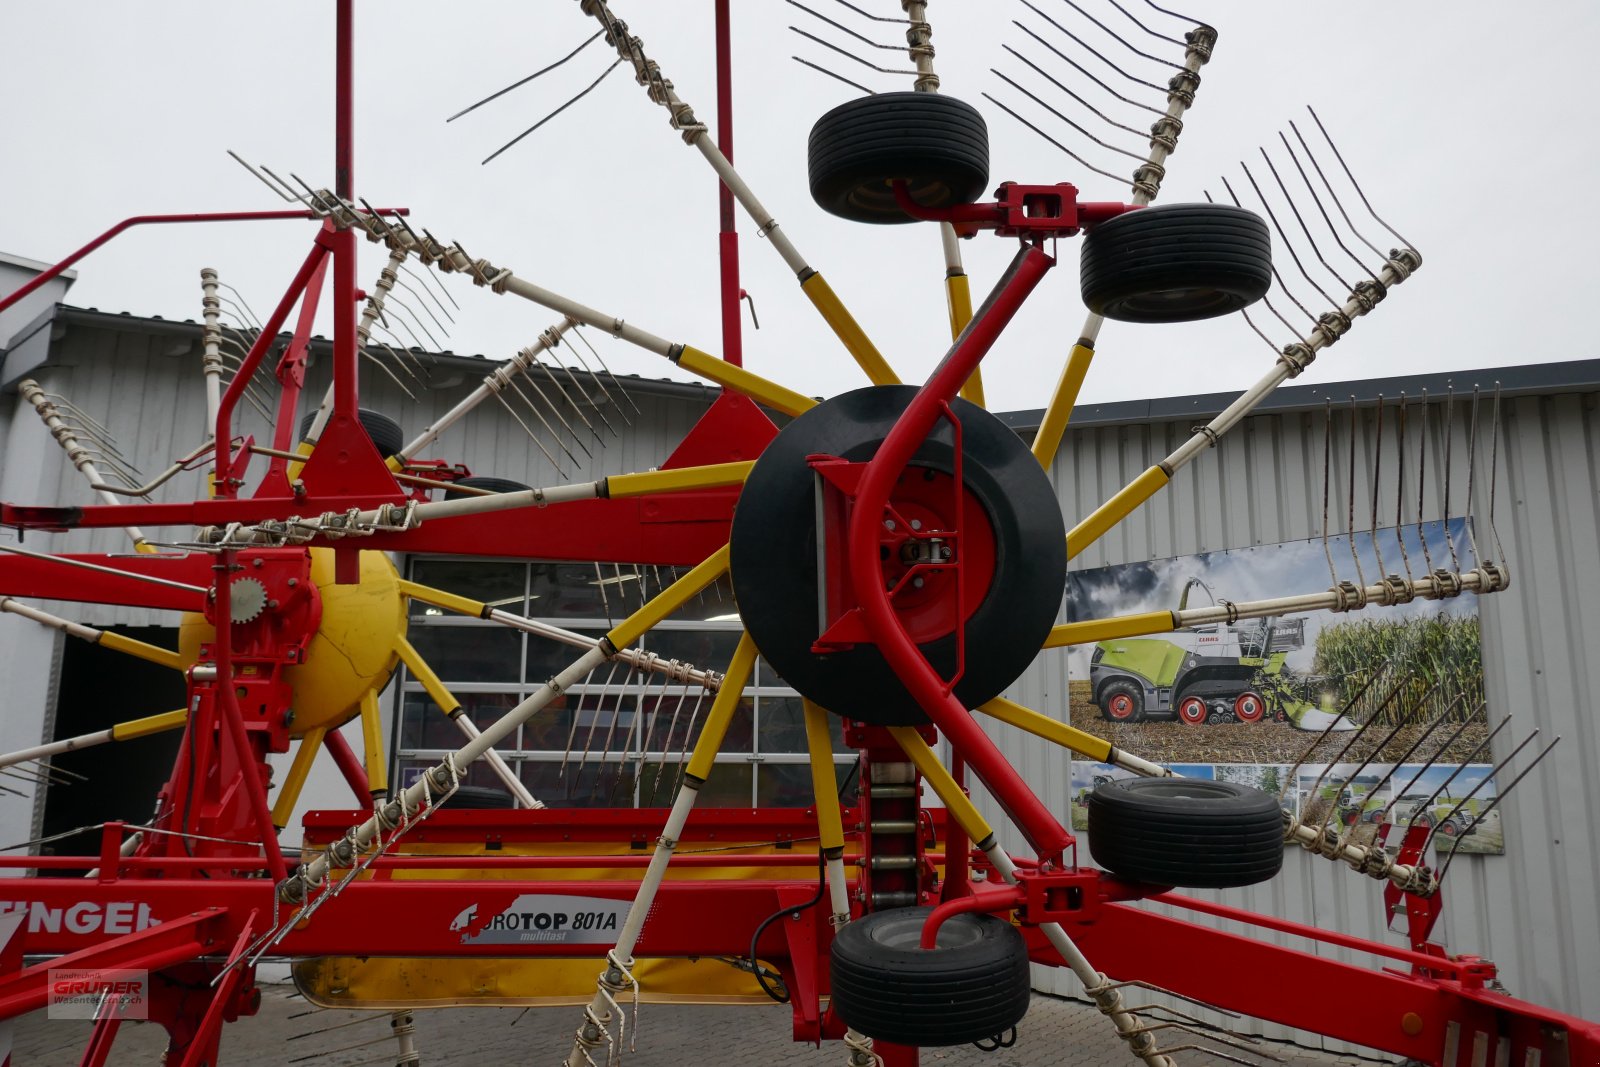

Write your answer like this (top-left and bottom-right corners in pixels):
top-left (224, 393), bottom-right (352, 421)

top-left (997, 358), bottom-right (1600, 433)
top-left (47, 304), bottom-right (727, 404)
top-left (0, 251), bottom-right (77, 279)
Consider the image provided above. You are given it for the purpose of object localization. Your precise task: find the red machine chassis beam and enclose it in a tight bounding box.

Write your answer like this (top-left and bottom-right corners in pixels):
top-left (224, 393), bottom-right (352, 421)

top-left (0, 552), bottom-right (209, 610)
top-left (1037, 901), bottom-right (1600, 1063)
top-left (0, 908), bottom-right (225, 1018)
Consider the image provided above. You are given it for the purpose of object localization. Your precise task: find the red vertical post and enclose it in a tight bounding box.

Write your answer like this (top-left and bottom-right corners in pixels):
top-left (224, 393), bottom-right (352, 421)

top-left (715, 0), bottom-right (743, 367)
top-left (331, 0), bottom-right (359, 421)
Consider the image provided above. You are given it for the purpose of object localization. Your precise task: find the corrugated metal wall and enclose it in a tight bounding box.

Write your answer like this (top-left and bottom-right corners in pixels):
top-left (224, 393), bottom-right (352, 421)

top-left (971, 375), bottom-right (1600, 1046)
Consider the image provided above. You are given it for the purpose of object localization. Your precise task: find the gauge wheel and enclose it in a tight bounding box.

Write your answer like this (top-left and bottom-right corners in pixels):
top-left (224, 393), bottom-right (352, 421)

top-left (1080, 203), bottom-right (1272, 323)
top-left (1087, 777), bottom-right (1285, 888)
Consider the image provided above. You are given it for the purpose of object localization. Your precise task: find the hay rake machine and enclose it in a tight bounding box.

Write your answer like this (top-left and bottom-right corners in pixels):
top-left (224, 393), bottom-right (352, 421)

top-left (0, 2), bottom-right (1595, 1065)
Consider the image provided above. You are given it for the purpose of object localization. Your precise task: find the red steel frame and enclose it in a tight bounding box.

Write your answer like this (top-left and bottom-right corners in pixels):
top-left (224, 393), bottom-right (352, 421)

top-left (1, 4), bottom-right (1596, 1065)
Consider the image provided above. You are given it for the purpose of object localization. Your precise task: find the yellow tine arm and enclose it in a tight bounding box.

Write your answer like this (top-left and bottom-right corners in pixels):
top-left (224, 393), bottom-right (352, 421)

top-left (1044, 610), bottom-right (1178, 649)
top-left (397, 580), bottom-right (488, 620)
top-left (1032, 341), bottom-right (1096, 470)
top-left (977, 698), bottom-right (1112, 763)
top-left (945, 273), bottom-right (985, 407)
top-left (674, 346), bottom-right (818, 418)
top-left (110, 708), bottom-right (188, 742)
top-left (97, 631), bottom-right (186, 672)
top-left (685, 633), bottom-right (758, 782)
top-left (395, 635), bottom-right (463, 716)
top-left (360, 689), bottom-right (387, 798)
top-left (606, 461), bottom-right (753, 499)
top-left (800, 273), bottom-right (900, 386)
top-left (887, 726), bottom-right (996, 847)
top-left (605, 545), bottom-right (730, 651)
top-left (1066, 465), bottom-right (1170, 560)
top-left (272, 726), bottom-right (328, 830)
top-left (803, 700), bottom-right (847, 851)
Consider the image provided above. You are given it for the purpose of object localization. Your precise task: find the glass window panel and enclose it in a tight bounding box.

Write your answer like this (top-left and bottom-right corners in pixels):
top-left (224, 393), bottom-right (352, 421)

top-left (398, 758), bottom-right (503, 794)
top-left (529, 562), bottom-right (626, 618)
top-left (756, 696), bottom-right (851, 754)
top-left (401, 692), bottom-right (525, 752)
top-left (406, 625), bottom-right (521, 684)
top-left (558, 694), bottom-right (639, 754)
top-left (520, 760), bottom-right (636, 809)
top-left (644, 629), bottom-right (742, 673)
top-left (661, 572), bottom-right (740, 622)
top-left (519, 692), bottom-right (577, 754)
top-left (757, 762), bottom-right (860, 808)
top-left (525, 630), bottom-right (605, 684)
top-left (409, 560), bottom-right (524, 617)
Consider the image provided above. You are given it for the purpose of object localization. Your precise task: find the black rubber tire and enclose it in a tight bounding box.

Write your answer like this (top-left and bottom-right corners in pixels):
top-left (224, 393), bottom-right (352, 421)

top-left (1087, 777), bottom-right (1284, 888)
top-left (298, 408), bottom-right (405, 458)
top-left (808, 92), bottom-right (989, 225)
top-left (1099, 679), bottom-right (1146, 723)
top-left (443, 476), bottom-right (532, 499)
top-left (729, 386), bottom-right (1066, 726)
top-left (830, 907), bottom-right (1031, 1047)
top-left (1079, 203), bottom-right (1272, 323)
top-left (437, 785), bottom-right (516, 810)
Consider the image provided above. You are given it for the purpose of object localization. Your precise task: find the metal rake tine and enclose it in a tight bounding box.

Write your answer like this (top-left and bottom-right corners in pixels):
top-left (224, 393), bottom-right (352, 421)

top-left (358, 346), bottom-right (420, 402)
top-left (788, 1), bottom-right (906, 51)
top-left (1124, 1024), bottom-right (1281, 1062)
top-left (789, 27), bottom-right (919, 77)
top-left (1300, 676), bottom-right (1407, 816)
top-left (792, 56), bottom-right (876, 95)
top-left (1282, 666), bottom-right (1388, 791)
top-left (505, 368), bottom-right (589, 463)
top-left (448, 30), bottom-right (605, 122)
top-left (567, 324), bottom-right (638, 423)
top-left (1416, 390), bottom-right (1435, 572)
top-left (1017, 0), bottom-right (1166, 93)
top-left (370, 336), bottom-right (425, 383)
top-left (998, 50), bottom-right (1152, 149)
top-left (259, 165), bottom-right (323, 215)
top-left (1436, 735), bottom-right (1559, 882)
top-left (571, 661), bottom-right (625, 787)
top-left (287, 172), bottom-right (339, 216)
top-left (1011, 20), bottom-right (1166, 118)
top-left (548, 355), bottom-right (618, 440)
top-left (1220, 175), bottom-right (1317, 327)
top-left (530, 356), bottom-right (604, 444)
top-left (1463, 386), bottom-right (1484, 566)
top-left (371, 324), bottom-right (428, 377)
top-left (1442, 385), bottom-right (1461, 571)
top-left (377, 300), bottom-right (428, 353)
top-left (401, 260), bottom-right (460, 314)
top-left (1412, 713), bottom-right (1510, 822)
top-left (670, 683), bottom-right (712, 799)
top-left (651, 683), bottom-right (700, 806)
top-left (1345, 397), bottom-right (1367, 588)
top-left (1272, 133), bottom-right (1374, 289)
top-left (1487, 382), bottom-right (1505, 562)
top-left (1432, 729), bottom-right (1540, 839)
top-left (226, 149), bottom-right (296, 202)
top-left (590, 688), bottom-right (632, 802)
top-left (490, 389), bottom-right (568, 477)
top-left (1102, 0), bottom-right (1190, 46)
top-left (383, 291), bottom-right (442, 351)
top-left (1243, 156), bottom-right (1342, 309)
top-left (1284, 122), bottom-right (1388, 275)
top-left (483, 57), bottom-right (625, 166)
top-left (1140, 0), bottom-right (1210, 26)
top-left (1321, 401), bottom-right (1338, 586)
top-left (1051, 0), bottom-right (1188, 71)
top-left (1370, 396), bottom-right (1387, 574)
top-left (1375, 700), bottom-right (1477, 826)
top-left (216, 282), bottom-right (264, 326)
top-left (391, 277), bottom-right (452, 338)
top-left (1332, 703), bottom-right (1431, 846)
top-left (1306, 106), bottom-right (1419, 255)
top-left (981, 91), bottom-right (1131, 187)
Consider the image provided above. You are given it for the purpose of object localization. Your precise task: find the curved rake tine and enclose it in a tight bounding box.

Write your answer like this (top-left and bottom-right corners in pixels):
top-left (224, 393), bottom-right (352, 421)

top-left (227, 150), bottom-right (296, 202)
top-left (982, 92), bottom-right (1131, 187)
top-left (1309, 680), bottom-right (1413, 838)
top-left (1321, 402), bottom-right (1338, 586)
top-left (1306, 106), bottom-right (1418, 254)
top-left (992, 67), bottom-right (1149, 164)
top-left (358, 346), bottom-right (419, 401)
top-left (1001, 45), bottom-right (1151, 142)
top-left (1141, 0), bottom-right (1210, 26)
top-left (1360, 695), bottom-right (1462, 823)
top-left (1016, 0), bottom-right (1166, 93)
top-left (1416, 390), bottom-right (1435, 572)
top-left (390, 275), bottom-right (452, 336)
top-left (1238, 161), bottom-right (1340, 313)
top-left (216, 282), bottom-right (264, 327)
top-left (1375, 703), bottom-right (1478, 827)
top-left (1284, 124), bottom-right (1387, 275)
top-left (1220, 176), bottom-right (1317, 327)
top-left (1427, 729), bottom-right (1540, 854)
top-left (788, 0), bottom-right (905, 51)
top-left (789, 26), bottom-right (918, 76)
top-left (570, 661), bottom-right (625, 791)
top-left (535, 356), bottom-right (607, 443)
top-left (1369, 397), bottom-right (1387, 575)
top-left (371, 337), bottom-right (425, 383)
top-left (490, 390), bottom-right (566, 477)
top-left (385, 294), bottom-right (443, 352)
top-left (1011, 20), bottom-right (1166, 119)
top-left (506, 369), bottom-right (590, 462)
top-left (1436, 735), bottom-right (1559, 882)
top-left (1392, 395), bottom-right (1415, 580)
top-left (1051, 0), bottom-right (1187, 71)
top-left (448, 30), bottom-right (605, 123)
top-left (1281, 667), bottom-right (1389, 797)
top-left (568, 324), bottom-right (641, 418)
top-left (372, 325), bottom-right (428, 378)
top-left (1410, 714), bottom-right (1511, 832)
top-left (1258, 149), bottom-right (1351, 301)
top-left (792, 56), bottom-right (876, 94)
top-left (1345, 398), bottom-right (1367, 589)
top-left (1442, 386), bottom-right (1461, 571)
top-left (1102, 0), bottom-right (1189, 46)
top-left (400, 260), bottom-right (459, 314)
top-left (1487, 383), bottom-right (1505, 561)
top-left (483, 58), bottom-right (624, 166)
top-left (1462, 387), bottom-right (1483, 566)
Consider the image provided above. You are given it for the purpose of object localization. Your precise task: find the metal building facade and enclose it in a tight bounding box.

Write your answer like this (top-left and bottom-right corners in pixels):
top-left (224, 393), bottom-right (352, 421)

top-left (987, 359), bottom-right (1600, 1036)
top-left (3, 303), bottom-right (1597, 1038)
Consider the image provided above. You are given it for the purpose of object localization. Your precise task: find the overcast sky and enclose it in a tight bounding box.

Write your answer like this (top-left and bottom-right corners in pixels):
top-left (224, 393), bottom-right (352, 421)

top-left (3, 1), bottom-right (1594, 415)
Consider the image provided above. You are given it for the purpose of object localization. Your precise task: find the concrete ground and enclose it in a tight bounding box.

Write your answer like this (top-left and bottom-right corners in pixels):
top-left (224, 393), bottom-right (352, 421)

top-left (12, 986), bottom-right (1387, 1066)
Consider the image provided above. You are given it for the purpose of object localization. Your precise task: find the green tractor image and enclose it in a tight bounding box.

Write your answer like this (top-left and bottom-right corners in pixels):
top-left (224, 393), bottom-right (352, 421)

top-left (1389, 793), bottom-right (1493, 839)
top-left (1090, 578), bottom-right (1338, 727)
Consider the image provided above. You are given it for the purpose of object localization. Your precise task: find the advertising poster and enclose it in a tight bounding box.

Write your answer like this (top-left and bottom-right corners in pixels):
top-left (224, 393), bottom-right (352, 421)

top-left (1066, 520), bottom-right (1503, 855)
